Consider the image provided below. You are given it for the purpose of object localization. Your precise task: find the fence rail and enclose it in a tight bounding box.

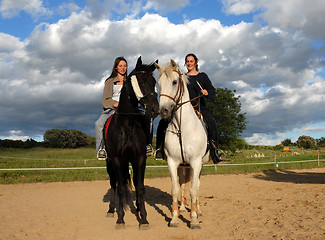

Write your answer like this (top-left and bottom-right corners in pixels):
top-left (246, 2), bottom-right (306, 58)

top-left (1, 159), bottom-right (324, 171)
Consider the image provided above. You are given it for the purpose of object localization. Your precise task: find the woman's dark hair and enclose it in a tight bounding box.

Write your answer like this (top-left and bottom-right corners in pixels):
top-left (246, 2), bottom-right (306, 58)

top-left (107, 57), bottom-right (128, 80)
top-left (185, 53), bottom-right (199, 71)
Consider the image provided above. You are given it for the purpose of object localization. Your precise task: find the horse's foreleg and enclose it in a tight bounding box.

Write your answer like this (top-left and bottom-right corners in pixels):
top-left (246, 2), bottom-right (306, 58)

top-left (133, 162), bottom-right (149, 230)
top-left (114, 161), bottom-right (127, 229)
top-left (189, 162), bottom-right (202, 229)
top-left (115, 184), bottom-right (126, 229)
top-left (168, 161), bottom-right (181, 227)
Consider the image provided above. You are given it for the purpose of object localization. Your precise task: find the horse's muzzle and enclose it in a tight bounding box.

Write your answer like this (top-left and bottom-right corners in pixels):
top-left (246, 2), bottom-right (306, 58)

top-left (159, 104), bottom-right (175, 119)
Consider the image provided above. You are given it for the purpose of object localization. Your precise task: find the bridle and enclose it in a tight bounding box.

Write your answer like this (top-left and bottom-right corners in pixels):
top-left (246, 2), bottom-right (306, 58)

top-left (117, 70), bottom-right (157, 115)
top-left (133, 70), bottom-right (157, 101)
top-left (160, 69), bottom-right (202, 117)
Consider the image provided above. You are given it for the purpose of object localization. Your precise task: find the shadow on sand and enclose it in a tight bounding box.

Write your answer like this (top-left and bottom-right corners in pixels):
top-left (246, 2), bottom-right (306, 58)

top-left (103, 185), bottom-right (179, 226)
top-left (253, 169), bottom-right (325, 184)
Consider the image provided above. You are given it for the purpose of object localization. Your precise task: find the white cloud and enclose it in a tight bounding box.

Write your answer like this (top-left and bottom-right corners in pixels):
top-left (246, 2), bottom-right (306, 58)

top-left (222, 0), bottom-right (325, 39)
top-left (245, 133), bottom-right (285, 146)
top-left (56, 2), bottom-right (80, 16)
top-left (0, 33), bottom-right (24, 52)
top-left (6, 135), bottom-right (29, 141)
top-left (0, 0), bottom-right (52, 19)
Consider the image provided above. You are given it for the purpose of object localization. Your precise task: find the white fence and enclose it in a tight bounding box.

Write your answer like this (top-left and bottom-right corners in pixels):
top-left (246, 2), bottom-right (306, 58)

top-left (0, 159), bottom-right (324, 171)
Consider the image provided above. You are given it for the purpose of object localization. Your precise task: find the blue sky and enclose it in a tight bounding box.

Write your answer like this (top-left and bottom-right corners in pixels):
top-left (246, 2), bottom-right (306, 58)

top-left (1, 0), bottom-right (325, 145)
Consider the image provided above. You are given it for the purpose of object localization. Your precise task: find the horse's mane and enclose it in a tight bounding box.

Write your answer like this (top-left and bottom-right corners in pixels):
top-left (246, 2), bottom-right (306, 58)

top-left (164, 61), bottom-right (189, 85)
top-left (129, 62), bottom-right (155, 76)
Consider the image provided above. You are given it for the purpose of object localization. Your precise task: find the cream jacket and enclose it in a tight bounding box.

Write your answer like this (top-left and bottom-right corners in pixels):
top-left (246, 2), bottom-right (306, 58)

top-left (101, 76), bottom-right (123, 111)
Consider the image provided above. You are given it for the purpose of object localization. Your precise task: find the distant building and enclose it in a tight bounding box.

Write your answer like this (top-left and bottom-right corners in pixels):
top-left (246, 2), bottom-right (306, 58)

top-left (283, 146), bottom-right (293, 151)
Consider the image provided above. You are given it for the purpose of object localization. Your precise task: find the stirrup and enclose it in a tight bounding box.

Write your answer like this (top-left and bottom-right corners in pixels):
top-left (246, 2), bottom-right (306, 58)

top-left (218, 149), bottom-right (227, 160)
top-left (154, 148), bottom-right (164, 161)
top-left (146, 144), bottom-right (153, 156)
top-left (97, 149), bottom-right (107, 161)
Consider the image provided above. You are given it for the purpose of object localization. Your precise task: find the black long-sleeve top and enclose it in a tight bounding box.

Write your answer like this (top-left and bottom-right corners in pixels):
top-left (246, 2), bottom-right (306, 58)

top-left (187, 72), bottom-right (216, 109)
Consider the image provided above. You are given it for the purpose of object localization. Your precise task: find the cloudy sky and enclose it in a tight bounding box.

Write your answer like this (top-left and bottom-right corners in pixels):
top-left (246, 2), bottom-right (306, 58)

top-left (0, 0), bottom-right (324, 145)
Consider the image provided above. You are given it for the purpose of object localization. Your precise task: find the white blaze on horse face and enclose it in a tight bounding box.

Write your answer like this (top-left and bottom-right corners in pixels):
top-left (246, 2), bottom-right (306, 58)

top-left (131, 75), bottom-right (144, 101)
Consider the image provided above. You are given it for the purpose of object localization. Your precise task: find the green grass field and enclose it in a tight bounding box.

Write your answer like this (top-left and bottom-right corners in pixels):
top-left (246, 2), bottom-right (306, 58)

top-left (0, 147), bottom-right (324, 184)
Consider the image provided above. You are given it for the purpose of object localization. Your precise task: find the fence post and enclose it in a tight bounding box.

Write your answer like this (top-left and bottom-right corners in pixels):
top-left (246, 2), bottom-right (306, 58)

top-left (274, 152), bottom-right (278, 169)
top-left (318, 151), bottom-right (320, 167)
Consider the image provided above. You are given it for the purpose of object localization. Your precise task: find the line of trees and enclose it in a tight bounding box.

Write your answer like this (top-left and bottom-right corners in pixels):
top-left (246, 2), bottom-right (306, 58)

top-left (0, 129), bottom-right (96, 149)
top-left (281, 136), bottom-right (325, 149)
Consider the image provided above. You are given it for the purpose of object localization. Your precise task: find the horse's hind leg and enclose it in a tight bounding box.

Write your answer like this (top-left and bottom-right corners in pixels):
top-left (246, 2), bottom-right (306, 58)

top-left (106, 188), bottom-right (116, 218)
top-left (178, 167), bottom-right (190, 212)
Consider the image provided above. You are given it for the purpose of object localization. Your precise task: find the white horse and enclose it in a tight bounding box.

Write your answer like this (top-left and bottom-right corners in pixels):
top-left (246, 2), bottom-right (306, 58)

top-left (155, 60), bottom-right (210, 229)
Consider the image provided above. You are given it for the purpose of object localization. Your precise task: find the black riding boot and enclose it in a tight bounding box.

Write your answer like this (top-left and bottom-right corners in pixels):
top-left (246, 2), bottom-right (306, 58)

top-left (200, 108), bottom-right (221, 164)
top-left (141, 115), bottom-right (153, 155)
top-left (154, 118), bottom-right (169, 160)
top-left (209, 139), bottom-right (221, 164)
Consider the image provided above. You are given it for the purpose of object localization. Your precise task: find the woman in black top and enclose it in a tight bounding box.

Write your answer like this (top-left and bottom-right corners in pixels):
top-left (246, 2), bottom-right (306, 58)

top-left (155, 53), bottom-right (220, 163)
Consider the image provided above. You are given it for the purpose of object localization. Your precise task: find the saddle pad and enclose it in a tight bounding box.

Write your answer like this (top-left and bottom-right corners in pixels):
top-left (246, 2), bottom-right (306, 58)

top-left (104, 113), bottom-right (115, 140)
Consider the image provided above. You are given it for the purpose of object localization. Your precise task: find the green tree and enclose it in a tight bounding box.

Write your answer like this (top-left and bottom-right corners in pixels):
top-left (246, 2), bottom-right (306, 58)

top-left (44, 129), bottom-right (89, 148)
top-left (296, 135), bottom-right (316, 149)
top-left (316, 137), bottom-right (325, 147)
top-left (207, 88), bottom-right (247, 151)
top-left (281, 138), bottom-right (293, 146)
top-left (235, 138), bottom-right (250, 150)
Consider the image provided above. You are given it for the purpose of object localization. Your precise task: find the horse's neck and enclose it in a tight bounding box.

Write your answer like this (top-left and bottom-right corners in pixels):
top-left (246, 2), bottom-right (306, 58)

top-left (173, 88), bottom-right (201, 129)
top-left (117, 86), bottom-right (138, 114)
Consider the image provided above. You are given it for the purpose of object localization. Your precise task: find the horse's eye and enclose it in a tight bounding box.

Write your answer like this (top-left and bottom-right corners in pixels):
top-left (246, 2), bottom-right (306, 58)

top-left (172, 80), bottom-right (178, 85)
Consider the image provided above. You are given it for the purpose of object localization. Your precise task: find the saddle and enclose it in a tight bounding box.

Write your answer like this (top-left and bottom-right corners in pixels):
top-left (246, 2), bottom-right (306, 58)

top-left (104, 113), bottom-right (115, 141)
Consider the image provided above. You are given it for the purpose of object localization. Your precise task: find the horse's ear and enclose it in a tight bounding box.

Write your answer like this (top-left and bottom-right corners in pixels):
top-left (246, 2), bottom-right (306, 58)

top-left (170, 59), bottom-right (177, 69)
top-left (154, 62), bottom-right (164, 74)
top-left (150, 60), bottom-right (158, 72)
top-left (136, 56), bottom-right (142, 69)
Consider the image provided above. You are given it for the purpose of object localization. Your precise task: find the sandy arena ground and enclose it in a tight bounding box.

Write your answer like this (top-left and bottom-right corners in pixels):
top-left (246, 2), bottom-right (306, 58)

top-left (0, 168), bottom-right (324, 240)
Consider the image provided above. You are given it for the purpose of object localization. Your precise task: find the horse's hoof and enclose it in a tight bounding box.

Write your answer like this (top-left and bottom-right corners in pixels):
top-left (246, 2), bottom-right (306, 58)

top-left (179, 205), bottom-right (186, 212)
top-left (190, 223), bottom-right (201, 230)
top-left (169, 223), bottom-right (179, 228)
top-left (106, 212), bottom-right (114, 218)
top-left (190, 218), bottom-right (201, 229)
top-left (169, 220), bottom-right (180, 228)
top-left (139, 223), bottom-right (150, 230)
top-left (115, 223), bottom-right (126, 230)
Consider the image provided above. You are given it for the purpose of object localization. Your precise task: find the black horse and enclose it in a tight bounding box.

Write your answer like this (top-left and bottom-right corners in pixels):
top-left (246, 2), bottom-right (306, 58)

top-left (104, 56), bottom-right (159, 230)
